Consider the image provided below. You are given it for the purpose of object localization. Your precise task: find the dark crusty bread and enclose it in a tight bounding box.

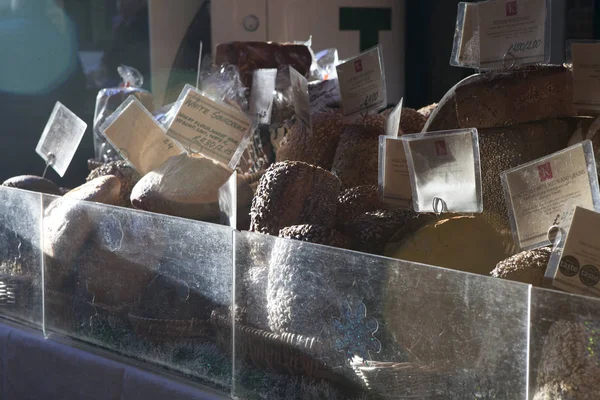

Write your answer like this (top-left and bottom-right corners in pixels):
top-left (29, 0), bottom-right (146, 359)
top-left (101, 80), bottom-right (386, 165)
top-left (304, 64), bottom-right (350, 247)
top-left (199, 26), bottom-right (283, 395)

top-left (424, 65), bottom-right (575, 132)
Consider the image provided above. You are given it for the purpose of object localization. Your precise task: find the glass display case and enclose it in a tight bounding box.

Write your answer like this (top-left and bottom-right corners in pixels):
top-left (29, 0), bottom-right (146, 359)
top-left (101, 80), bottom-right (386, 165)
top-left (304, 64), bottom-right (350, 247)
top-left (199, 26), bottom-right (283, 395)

top-left (0, 185), bottom-right (599, 399)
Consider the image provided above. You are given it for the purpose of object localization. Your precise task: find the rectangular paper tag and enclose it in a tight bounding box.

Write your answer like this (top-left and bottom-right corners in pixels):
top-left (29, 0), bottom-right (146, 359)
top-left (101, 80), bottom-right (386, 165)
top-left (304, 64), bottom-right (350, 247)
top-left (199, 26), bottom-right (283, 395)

top-left (289, 66), bottom-right (312, 129)
top-left (336, 45), bottom-right (387, 117)
top-left (501, 140), bottom-right (600, 251)
top-left (166, 85), bottom-right (253, 168)
top-left (477, 0), bottom-right (547, 69)
top-left (36, 101), bottom-right (87, 177)
top-left (402, 128), bottom-right (482, 213)
top-left (550, 206), bottom-right (600, 297)
top-left (379, 136), bottom-right (412, 209)
top-left (100, 96), bottom-right (183, 175)
top-left (249, 69), bottom-right (277, 125)
top-left (385, 99), bottom-right (403, 138)
top-left (571, 42), bottom-right (600, 111)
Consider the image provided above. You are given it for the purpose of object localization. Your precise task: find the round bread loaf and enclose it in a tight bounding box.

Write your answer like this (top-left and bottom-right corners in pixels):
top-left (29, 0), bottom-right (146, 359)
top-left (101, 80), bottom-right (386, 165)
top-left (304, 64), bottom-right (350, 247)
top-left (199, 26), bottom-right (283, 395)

top-left (250, 161), bottom-right (341, 235)
top-left (491, 247), bottom-right (551, 286)
top-left (278, 224), bottom-right (350, 249)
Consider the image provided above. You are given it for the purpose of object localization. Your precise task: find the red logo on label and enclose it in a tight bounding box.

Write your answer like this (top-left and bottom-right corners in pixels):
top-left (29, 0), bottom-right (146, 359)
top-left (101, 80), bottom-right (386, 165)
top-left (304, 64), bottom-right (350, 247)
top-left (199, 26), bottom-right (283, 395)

top-left (538, 162), bottom-right (553, 182)
top-left (354, 59), bottom-right (363, 73)
top-left (435, 140), bottom-right (447, 157)
top-left (506, 1), bottom-right (517, 16)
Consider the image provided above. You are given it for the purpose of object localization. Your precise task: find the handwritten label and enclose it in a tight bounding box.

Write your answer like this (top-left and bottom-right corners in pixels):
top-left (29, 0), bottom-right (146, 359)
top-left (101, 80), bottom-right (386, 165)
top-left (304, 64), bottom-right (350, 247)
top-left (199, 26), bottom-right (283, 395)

top-left (572, 42), bottom-right (600, 111)
top-left (166, 86), bottom-right (252, 167)
top-left (249, 68), bottom-right (277, 125)
top-left (551, 206), bottom-right (600, 298)
top-left (379, 136), bottom-right (412, 208)
top-left (100, 97), bottom-right (183, 175)
top-left (402, 129), bottom-right (482, 213)
top-left (385, 99), bottom-right (403, 138)
top-left (36, 101), bottom-right (87, 177)
top-left (478, 0), bottom-right (547, 69)
top-left (289, 66), bottom-right (312, 129)
top-left (501, 141), bottom-right (600, 250)
top-left (336, 45), bottom-right (387, 117)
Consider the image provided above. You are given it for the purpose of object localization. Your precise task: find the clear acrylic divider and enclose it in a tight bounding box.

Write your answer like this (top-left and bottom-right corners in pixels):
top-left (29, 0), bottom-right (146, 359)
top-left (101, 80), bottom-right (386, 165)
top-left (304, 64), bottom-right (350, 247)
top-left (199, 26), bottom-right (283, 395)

top-left (529, 287), bottom-right (600, 400)
top-left (0, 187), bottom-right (43, 329)
top-left (232, 230), bottom-right (531, 399)
top-left (41, 193), bottom-right (234, 393)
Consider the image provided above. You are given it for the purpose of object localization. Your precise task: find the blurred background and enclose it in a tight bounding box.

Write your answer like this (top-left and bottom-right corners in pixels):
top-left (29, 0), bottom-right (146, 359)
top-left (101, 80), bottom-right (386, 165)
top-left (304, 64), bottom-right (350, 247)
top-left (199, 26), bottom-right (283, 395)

top-left (0, 0), bottom-right (598, 186)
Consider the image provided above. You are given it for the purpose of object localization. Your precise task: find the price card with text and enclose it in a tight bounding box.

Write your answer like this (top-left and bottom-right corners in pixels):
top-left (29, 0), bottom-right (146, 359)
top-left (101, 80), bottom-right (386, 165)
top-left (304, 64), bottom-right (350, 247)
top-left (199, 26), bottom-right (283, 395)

top-left (401, 128), bottom-right (482, 213)
top-left (501, 141), bottom-right (600, 251)
top-left (100, 96), bottom-right (183, 175)
top-left (289, 66), bottom-right (312, 129)
top-left (546, 206), bottom-right (600, 298)
top-left (477, 0), bottom-right (548, 69)
top-left (570, 41), bottom-right (600, 112)
top-left (249, 68), bottom-right (277, 125)
top-left (166, 85), bottom-right (253, 169)
top-left (36, 101), bottom-right (87, 177)
top-left (336, 45), bottom-right (387, 118)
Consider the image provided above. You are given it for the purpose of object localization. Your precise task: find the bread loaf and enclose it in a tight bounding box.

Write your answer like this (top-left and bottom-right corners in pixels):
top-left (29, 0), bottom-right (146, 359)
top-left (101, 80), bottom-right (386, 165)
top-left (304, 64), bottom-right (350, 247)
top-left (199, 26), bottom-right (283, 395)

top-left (424, 66), bottom-right (575, 132)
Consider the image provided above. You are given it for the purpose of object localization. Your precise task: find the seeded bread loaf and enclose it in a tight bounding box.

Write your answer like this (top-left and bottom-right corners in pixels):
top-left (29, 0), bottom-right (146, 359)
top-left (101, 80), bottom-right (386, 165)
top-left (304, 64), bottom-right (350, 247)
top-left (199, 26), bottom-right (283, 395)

top-left (424, 65), bottom-right (575, 132)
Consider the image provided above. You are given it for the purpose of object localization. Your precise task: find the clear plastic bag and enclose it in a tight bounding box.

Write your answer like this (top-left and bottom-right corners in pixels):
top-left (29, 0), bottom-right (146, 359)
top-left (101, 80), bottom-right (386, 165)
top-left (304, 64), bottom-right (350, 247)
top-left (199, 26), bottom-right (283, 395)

top-left (93, 66), bottom-right (154, 162)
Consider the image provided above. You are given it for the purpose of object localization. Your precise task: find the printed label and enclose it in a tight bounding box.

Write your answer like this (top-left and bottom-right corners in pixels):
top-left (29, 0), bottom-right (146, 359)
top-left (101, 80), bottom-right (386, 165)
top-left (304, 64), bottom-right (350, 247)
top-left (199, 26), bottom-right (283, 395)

top-left (380, 136), bottom-right (412, 208)
top-left (249, 68), bottom-right (277, 125)
top-left (101, 97), bottom-right (183, 175)
top-left (572, 42), bottom-right (600, 111)
top-left (336, 45), bottom-right (387, 117)
top-left (402, 129), bottom-right (482, 213)
top-left (553, 207), bottom-right (600, 297)
top-left (166, 87), bottom-right (252, 167)
top-left (502, 141), bottom-right (598, 250)
top-left (478, 0), bottom-right (546, 69)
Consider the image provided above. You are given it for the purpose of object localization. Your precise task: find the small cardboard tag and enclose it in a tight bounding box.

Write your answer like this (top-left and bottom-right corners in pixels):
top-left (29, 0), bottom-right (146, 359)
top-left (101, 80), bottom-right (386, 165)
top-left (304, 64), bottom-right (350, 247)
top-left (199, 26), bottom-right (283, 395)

top-left (336, 45), bottom-right (387, 117)
top-left (379, 136), bottom-right (412, 209)
top-left (36, 102), bottom-right (87, 177)
top-left (501, 140), bottom-right (600, 251)
top-left (289, 66), bottom-right (312, 129)
top-left (166, 85), bottom-right (253, 169)
top-left (549, 206), bottom-right (600, 298)
top-left (402, 128), bottom-right (482, 213)
top-left (571, 42), bottom-right (600, 112)
top-left (250, 68), bottom-right (277, 125)
top-left (477, 0), bottom-right (547, 69)
top-left (100, 96), bottom-right (183, 175)
top-left (385, 99), bottom-right (403, 138)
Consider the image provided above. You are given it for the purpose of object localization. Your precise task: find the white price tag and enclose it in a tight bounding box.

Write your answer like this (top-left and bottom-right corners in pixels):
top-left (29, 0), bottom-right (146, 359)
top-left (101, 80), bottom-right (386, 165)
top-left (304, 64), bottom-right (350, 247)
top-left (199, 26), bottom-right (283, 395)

top-left (36, 102), bottom-right (87, 177)
top-left (101, 96), bottom-right (183, 175)
top-left (336, 45), bottom-right (387, 117)
top-left (166, 85), bottom-right (253, 169)
top-left (501, 141), bottom-right (600, 250)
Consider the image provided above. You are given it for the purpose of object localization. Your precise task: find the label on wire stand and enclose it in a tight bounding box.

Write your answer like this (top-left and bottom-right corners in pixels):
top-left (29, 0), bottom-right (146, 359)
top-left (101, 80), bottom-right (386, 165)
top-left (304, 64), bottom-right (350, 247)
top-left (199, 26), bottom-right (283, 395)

top-left (36, 101), bottom-right (87, 177)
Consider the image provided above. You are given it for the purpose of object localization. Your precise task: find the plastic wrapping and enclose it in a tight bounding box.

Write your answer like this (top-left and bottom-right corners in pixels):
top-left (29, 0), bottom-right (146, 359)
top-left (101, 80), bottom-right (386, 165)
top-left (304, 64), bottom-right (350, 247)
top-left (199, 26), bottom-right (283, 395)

top-left (313, 48), bottom-right (339, 81)
top-left (93, 66), bottom-right (154, 162)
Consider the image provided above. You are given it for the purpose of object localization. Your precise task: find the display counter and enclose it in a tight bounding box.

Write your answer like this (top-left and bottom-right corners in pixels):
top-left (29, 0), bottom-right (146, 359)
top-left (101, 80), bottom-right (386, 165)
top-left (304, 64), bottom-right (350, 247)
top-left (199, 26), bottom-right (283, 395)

top-left (0, 185), bottom-right (598, 399)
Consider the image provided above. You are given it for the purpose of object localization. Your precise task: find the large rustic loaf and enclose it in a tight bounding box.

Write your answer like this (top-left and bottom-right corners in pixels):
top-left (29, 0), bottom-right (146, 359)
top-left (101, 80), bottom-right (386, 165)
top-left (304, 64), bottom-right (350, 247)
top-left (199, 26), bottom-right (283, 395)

top-left (424, 66), bottom-right (575, 132)
top-left (250, 161), bottom-right (341, 235)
